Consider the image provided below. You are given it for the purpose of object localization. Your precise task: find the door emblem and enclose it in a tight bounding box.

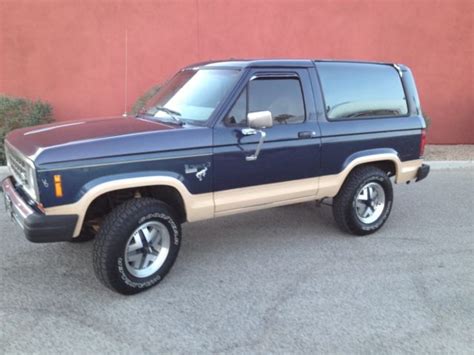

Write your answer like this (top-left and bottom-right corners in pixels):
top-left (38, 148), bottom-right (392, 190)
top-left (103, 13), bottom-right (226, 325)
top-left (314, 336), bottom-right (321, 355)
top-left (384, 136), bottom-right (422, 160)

top-left (195, 167), bottom-right (208, 181)
top-left (41, 178), bottom-right (49, 188)
top-left (185, 163), bottom-right (210, 182)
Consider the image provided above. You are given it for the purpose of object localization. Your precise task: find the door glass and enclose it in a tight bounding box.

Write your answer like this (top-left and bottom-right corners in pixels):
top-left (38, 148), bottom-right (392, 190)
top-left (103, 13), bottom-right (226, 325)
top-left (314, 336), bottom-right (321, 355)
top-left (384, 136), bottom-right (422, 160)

top-left (249, 78), bottom-right (305, 124)
top-left (224, 77), bottom-right (305, 126)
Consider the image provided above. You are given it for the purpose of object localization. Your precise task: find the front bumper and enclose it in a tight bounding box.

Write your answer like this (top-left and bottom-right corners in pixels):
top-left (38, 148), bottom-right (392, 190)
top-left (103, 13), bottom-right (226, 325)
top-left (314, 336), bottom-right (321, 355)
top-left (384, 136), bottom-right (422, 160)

top-left (416, 163), bottom-right (430, 182)
top-left (1, 177), bottom-right (77, 243)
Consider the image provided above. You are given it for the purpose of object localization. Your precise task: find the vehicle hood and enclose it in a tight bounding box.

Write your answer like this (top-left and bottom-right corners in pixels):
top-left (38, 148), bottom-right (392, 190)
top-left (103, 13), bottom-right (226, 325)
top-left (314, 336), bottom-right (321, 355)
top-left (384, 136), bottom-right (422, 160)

top-left (5, 116), bottom-right (211, 167)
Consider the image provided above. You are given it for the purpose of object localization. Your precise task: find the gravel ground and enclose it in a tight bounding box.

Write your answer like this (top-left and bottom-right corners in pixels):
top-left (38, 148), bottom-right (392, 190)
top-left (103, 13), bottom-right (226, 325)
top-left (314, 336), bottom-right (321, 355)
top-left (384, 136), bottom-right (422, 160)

top-left (425, 145), bottom-right (474, 161)
top-left (0, 168), bottom-right (473, 354)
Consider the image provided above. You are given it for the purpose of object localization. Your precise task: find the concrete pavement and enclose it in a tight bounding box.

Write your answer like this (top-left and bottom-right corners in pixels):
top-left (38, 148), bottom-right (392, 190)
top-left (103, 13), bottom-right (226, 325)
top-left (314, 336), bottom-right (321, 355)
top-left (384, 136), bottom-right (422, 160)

top-left (0, 168), bottom-right (473, 353)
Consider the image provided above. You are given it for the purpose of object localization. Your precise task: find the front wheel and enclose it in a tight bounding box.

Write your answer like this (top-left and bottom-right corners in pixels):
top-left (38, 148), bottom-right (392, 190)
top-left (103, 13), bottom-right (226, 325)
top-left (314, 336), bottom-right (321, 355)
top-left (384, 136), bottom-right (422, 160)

top-left (93, 198), bottom-right (181, 294)
top-left (332, 166), bottom-right (393, 236)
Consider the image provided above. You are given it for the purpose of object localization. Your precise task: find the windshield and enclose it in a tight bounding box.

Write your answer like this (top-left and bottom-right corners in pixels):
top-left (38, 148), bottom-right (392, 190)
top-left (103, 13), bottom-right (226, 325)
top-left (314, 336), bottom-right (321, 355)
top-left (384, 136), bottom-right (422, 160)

top-left (141, 68), bottom-right (241, 124)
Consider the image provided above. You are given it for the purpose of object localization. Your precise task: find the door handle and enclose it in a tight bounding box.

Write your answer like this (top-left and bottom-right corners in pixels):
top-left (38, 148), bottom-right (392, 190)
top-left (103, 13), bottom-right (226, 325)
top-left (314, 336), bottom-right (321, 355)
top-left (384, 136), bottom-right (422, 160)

top-left (241, 128), bottom-right (266, 161)
top-left (298, 131), bottom-right (317, 139)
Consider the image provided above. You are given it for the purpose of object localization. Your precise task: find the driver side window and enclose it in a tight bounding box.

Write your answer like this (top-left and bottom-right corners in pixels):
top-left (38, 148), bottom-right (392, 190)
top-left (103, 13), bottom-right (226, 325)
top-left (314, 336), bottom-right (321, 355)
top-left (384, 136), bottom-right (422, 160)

top-left (224, 76), bottom-right (306, 126)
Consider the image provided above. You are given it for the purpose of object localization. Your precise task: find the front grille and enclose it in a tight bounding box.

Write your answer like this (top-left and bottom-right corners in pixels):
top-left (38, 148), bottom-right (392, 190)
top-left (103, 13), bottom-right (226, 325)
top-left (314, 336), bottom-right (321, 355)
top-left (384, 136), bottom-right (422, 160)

top-left (5, 144), bottom-right (28, 185)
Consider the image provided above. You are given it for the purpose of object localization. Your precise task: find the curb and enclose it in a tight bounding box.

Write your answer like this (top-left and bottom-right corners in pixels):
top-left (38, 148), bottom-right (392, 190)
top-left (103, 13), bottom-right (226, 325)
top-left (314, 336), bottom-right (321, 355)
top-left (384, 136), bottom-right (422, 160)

top-left (0, 161), bottom-right (473, 175)
top-left (428, 160), bottom-right (474, 170)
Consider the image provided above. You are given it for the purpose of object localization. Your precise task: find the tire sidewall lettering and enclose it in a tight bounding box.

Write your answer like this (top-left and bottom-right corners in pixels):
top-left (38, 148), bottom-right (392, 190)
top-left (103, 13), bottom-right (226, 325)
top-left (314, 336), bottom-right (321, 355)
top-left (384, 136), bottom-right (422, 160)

top-left (139, 212), bottom-right (180, 245)
top-left (117, 256), bottom-right (162, 289)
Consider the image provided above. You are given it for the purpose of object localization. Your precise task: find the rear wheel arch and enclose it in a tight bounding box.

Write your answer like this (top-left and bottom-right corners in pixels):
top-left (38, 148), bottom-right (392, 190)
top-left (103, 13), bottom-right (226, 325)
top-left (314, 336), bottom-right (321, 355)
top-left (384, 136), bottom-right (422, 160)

top-left (331, 154), bottom-right (400, 197)
top-left (350, 160), bottom-right (397, 178)
top-left (341, 150), bottom-right (400, 175)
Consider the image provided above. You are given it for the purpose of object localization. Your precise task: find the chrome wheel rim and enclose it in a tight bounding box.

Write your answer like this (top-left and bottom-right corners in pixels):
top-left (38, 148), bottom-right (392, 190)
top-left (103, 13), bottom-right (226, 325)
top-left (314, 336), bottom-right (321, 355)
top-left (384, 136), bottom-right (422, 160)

top-left (355, 182), bottom-right (386, 224)
top-left (124, 221), bottom-right (170, 278)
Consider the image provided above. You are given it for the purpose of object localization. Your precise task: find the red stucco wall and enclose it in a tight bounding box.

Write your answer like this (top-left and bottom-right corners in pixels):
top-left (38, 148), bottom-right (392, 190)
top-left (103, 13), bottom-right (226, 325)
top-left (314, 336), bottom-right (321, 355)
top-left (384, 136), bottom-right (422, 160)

top-left (0, 0), bottom-right (472, 143)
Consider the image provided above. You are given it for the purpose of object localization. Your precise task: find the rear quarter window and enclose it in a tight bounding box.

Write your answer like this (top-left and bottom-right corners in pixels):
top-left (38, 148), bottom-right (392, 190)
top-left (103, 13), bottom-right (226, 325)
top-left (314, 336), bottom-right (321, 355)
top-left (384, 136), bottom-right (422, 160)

top-left (316, 62), bottom-right (408, 120)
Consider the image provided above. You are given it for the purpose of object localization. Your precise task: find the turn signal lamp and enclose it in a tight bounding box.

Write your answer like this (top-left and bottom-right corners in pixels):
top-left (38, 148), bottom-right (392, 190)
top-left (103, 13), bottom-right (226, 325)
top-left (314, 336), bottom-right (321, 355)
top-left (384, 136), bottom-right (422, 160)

top-left (54, 175), bottom-right (63, 198)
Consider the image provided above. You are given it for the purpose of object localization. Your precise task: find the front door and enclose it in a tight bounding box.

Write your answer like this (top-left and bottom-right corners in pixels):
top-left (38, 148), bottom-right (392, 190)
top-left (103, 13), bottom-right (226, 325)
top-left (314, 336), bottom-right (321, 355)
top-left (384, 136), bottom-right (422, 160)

top-left (212, 68), bottom-right (321, 214)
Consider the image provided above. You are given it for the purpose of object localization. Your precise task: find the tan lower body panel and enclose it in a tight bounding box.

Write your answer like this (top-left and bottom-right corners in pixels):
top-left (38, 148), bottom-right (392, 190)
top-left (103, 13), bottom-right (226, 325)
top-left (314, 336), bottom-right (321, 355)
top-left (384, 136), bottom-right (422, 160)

top-left (214, 177), bottom-right (319, 214)
top-left (45, 156), bottom-right (423, 237)
top-left (317, 158), bottom-right (423, 198)
top-left (396, 159), bottom-right (423, 183)
top-left (45, 176), bottom-right (214, 237)
top-left (215, 156), bottom-right (422, 217)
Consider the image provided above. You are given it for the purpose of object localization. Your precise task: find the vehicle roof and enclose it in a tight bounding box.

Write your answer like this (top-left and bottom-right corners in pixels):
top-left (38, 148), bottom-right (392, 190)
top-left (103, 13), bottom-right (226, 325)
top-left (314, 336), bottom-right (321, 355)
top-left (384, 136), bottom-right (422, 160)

top-left (185, 59), bottom-right (398, 70)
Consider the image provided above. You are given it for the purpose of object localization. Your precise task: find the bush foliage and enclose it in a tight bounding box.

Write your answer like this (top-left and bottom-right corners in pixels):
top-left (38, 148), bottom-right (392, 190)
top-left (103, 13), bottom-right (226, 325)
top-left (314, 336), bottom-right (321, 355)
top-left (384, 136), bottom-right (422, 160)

top-left (130, 84), bottom-right (161, 116)
top-left (0, 95), bottom-right (53, 164)
top-left (422, 110), bottom-right (431, 130)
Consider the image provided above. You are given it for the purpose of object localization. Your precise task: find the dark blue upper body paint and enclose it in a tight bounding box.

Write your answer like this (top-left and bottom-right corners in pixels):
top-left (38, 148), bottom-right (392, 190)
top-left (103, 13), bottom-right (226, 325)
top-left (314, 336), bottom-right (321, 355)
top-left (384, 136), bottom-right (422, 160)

top-left (6, 59), bottom-right (425, 208)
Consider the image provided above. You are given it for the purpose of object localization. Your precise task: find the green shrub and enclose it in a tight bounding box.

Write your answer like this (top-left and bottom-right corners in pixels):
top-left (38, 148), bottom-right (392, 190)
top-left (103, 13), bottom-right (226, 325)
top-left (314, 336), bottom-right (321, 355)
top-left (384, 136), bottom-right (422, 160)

top-left (0, 95), bottom-right (53, 165)
top-left (130, 84), bottom-right (161, 116)
top-left (421, 110), bottom-right (431, 130)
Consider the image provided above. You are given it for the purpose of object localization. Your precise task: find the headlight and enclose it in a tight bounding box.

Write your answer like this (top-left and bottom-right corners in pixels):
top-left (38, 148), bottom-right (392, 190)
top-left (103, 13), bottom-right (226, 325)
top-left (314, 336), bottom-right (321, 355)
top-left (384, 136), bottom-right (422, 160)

top-left (24, 164), bottom-right (39, 201)
top-left (5, 143), bottom-right (39, 201)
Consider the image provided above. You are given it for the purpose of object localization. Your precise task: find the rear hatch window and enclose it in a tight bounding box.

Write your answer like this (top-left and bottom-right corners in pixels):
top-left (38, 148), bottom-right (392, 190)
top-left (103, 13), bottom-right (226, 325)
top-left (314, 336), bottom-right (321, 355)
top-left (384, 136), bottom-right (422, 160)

top-left (316, 62), bottom-right (408, 120)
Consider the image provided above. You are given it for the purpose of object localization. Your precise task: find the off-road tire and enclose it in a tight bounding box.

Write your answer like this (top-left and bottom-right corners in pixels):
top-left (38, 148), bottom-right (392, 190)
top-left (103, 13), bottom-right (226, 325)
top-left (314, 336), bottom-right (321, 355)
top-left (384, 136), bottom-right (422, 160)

top-left (333, 166), bottom-right (393, 236)
top-left (93, 198), bottom-right (181, 295)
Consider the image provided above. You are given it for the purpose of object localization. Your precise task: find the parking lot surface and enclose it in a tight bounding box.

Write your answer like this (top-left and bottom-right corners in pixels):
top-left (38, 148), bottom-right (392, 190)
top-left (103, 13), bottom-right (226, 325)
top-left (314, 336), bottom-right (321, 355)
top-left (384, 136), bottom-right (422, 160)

top-left (0, 168), bottom-right (473, 354)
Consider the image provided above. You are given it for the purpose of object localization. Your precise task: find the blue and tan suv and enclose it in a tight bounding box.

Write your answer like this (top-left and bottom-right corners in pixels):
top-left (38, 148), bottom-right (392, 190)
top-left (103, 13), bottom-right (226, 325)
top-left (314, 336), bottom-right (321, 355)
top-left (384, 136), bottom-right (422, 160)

top-left (2, 59), bottom-right (429, 294)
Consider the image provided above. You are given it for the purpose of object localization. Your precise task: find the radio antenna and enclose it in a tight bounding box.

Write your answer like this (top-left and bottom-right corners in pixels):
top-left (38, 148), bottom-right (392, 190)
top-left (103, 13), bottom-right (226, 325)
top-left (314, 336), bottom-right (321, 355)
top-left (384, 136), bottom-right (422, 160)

top-left (123, 29), bottom-right (128, 117)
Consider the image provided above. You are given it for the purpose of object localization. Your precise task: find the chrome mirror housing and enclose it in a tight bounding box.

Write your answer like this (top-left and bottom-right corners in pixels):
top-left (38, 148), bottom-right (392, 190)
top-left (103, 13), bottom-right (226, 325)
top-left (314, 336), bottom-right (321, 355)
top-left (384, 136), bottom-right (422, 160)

top-left (247, 110), bottom-right (273, 129)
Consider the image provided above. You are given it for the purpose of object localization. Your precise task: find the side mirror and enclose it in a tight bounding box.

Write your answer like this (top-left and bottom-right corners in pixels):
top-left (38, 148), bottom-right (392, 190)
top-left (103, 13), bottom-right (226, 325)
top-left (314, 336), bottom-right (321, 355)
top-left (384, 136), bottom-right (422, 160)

top-left (247, 111), bottom-right (273, 129)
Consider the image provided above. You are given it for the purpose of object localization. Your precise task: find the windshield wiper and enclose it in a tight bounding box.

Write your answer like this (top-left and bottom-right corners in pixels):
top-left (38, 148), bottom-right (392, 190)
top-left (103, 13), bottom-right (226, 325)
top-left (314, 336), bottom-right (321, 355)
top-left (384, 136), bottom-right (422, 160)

top-left (156, 106), bottom-right (181, 117)
top-left (145, 106), bottom-right (183, 125)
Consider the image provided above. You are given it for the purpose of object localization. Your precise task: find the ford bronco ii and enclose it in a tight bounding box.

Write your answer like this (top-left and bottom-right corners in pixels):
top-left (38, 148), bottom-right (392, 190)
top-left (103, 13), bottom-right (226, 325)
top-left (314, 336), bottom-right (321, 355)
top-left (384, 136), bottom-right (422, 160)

top-left (2, 59), bottom-right (429, 294)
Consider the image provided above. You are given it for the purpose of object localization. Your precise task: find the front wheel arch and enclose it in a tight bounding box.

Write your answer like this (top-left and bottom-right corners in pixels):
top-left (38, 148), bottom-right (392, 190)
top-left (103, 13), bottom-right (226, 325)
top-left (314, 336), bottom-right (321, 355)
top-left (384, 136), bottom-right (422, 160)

top-left (80, 184), bottom-right (186, 237)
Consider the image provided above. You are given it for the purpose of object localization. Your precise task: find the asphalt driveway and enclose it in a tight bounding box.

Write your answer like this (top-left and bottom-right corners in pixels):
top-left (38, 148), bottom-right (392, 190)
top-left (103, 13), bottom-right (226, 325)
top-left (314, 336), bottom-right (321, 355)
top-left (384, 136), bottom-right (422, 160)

top-left (0, 168), bottom-right (473, 353)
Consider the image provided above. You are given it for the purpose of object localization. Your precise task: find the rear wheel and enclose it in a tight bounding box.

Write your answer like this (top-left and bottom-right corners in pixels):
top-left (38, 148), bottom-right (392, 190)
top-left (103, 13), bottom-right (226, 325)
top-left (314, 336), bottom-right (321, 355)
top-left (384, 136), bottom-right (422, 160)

top-left (333, 166), bottom-right (393, 236)
top-left (93, 198), bottom-right (181, 294)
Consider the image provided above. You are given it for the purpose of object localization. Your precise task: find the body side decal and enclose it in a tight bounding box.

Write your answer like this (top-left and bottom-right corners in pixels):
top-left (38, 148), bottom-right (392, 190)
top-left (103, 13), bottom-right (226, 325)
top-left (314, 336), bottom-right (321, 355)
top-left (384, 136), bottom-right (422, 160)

top-left (213, 154), bottom-right (422, 216)
top-left (45, 155), bottom-right (422, 238)
top-left (45, 176), bottom-right (214, 237)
